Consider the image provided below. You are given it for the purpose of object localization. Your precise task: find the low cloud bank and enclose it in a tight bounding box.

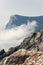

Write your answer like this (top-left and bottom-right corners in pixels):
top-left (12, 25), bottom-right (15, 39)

top-left (0, 21), bottom-right (38, 50)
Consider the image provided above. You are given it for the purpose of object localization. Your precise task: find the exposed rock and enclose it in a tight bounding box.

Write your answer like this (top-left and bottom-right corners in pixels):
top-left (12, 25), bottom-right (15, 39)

top-left (5, 29), bottom-right (43, 57)
top-left (0, 49), bottom-right (43, 65)
top-left (0, 29), bottom-right (43, 60)
top-left (6, 29), bottom-right (43, 57)
top-left (19, 29), bottom-right (43, 51)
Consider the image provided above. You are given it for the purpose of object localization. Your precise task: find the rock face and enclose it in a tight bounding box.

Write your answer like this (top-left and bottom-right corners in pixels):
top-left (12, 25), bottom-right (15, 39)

top-left (6, 29), bottom-right (43, 57)
top-left (0, 29), bottom-right (43, 65)
top-left (0, 49), bottom-right (43, 65)
top-left (0, 29), bottom-right (43, 60)
top-left (19, 29), bottom-right (43, 51)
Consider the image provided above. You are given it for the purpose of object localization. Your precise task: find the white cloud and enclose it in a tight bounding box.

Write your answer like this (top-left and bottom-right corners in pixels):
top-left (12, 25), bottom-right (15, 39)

top-left (0, 21), bottom-right (38, 50)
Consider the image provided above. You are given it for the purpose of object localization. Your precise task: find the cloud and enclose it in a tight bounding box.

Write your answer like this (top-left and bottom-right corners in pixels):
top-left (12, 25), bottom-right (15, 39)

top-left (0, 21), bottom-right (38, 50)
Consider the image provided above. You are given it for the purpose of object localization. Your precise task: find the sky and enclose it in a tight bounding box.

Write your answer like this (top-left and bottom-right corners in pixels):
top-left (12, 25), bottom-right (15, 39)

top-left (0, 0), bottom-right (43, 50)
top-left (0, 0), bottom-right (43, 26)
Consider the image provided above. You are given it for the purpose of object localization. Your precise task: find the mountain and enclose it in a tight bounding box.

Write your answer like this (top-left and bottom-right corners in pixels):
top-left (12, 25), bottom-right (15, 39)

top-left (0, 29), bottom-right (43, 65)
top-left (0, 15), bottom-right (43, 65)
top-left (5, 15), bottom-right (43, 31)
top-left (7, 29), bottom-right (43, 54)
top-left (0, 29), bottom-right (43, 60)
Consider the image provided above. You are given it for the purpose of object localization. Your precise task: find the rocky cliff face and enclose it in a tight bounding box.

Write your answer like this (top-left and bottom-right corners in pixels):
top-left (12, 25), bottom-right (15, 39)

top-left (0, 49), bottom-right (43, 65)
top-left (19, 29), bottom-right (43, 51)
top-left (6, 29), bottom-right (43, 55)
top-left (0, 29), bottom-right (43, 65)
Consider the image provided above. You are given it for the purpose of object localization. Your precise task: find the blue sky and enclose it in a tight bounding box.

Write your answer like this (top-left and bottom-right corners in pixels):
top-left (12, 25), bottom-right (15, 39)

top-left (0, 0), bottom-right (43, 27)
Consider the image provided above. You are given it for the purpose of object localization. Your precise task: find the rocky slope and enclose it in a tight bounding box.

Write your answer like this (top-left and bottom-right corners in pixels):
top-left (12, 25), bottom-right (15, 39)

top-left (0, 49), bottom-right (43, 65)
top-left (19, 29), bottom-right (43, 51)
top-left (0, 29), bottom-right (43, 65)
top-left (6, 29), bottom-right (43, 55)
top-left (0, 29), bottom-right (43, 59)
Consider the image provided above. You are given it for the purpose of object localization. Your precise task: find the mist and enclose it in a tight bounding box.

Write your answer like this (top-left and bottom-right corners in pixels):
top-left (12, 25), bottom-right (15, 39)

top-left (0, 21), bottom-right (38, 50)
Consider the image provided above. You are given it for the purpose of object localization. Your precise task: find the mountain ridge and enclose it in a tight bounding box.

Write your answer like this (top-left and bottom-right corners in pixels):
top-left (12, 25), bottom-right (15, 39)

top-left (0, 29), bottom-right (43, 65)
top-left (5, 15), bottom-right (43, 30)
top-left (0, 29), bottom-right (43, 60)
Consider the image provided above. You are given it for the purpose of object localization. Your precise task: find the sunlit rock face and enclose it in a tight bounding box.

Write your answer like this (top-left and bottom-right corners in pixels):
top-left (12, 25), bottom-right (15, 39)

top-left (0, 49), bottom-right (43, 65)
top-left (19, 29), bottom-right (43, 51)
top-left (6, 15), bottom-right (43, 31)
